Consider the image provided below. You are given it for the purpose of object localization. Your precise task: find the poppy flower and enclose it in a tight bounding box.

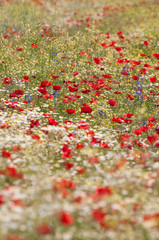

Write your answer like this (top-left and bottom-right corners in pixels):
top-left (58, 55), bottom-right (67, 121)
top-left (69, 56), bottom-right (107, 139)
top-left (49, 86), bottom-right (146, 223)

top-left (63, 162), bottom-right (74, 169)
top-left (88, 156), bottom-right (99, 164)
top-left (140, 68), bottom-right (147, 74)
top-left (93, 57), bottom-right (101, 65)
top-left (81, 89), bottom-right (91, 94)
top-left (154, 66), bottom-right (159, 70)
top-left (114, 90), bottom-right (121, 94)
top-left (132, 75), bottom-right (138, 80)
top-left (125, 94), bottom-right (135, 100)
top-left (147, 135), bottom-right (158, 144)
top-left (4, 78), bottom-right (12, 84)
top-left (102, 74), bottom-right (112, 78)
top-left (43, 93), bottom-right (54, 99)
top-left (2, 150), bottom-right (11, 158)
top-left (48, 118), bottom-right (58, 126)
top-left (40, 81), bottom-right (52, 87)
top-left (124, 113), bottom-right (133, 118)
top-left (80, 103), bottom-right (92, 114)
top-left (152, 53), bottom-right (159, 59)
top-left (59, 211), bottom-right (74, 225)
top-left (0, 195), bottom-right (3, 205)
top-left (51, 75), bottom-right (59, 79)
top-left (108, 100), bottom-right (117, 106)
top-left (100, 142), bottom-right (110, 148)
top-left (53, 85), bottom-right (61, 90)
top-left (150, 76), bottom-right (157, 83)
top-left (17, 47), bottom-right (23, 51)
top-left (156, 127), bottom-right (159, 134)
top-left (94, 186), bottom-right (112, 197)
top-left (14, 90), bottom-right (24, 95)
top-left (36, 224), bottom-right (52, 235)
top-left (38, 86), bottom-right (47, 94)
top-left (5, 166), bottom-right (21, 178)
top-left (133, 128), bottom-right (142, 135)
top-left (144, 64), bottom-right (152, 68)
top-left (148, 117), bottom-right (157, 124)
top-left (114, 46), bottom-right (123, 52)
top-left (144, 41), bottom-right (149, 46)
top-left (32, 43), bottom-right (38, 48)
top-left (92, 209), bottom-right (106, 223)
top-left (22, 76), bottom-right (29, 82)
top-left (66, 109), bottom-right (76, 114)
top-left (31, 135), bottom-right (40, 140)
top-left (30, 120), bottom-right (40, 128)
top-left (68, 86), bottom-right (78, 92)
top-left (73, 71), bottom-right (78, 76)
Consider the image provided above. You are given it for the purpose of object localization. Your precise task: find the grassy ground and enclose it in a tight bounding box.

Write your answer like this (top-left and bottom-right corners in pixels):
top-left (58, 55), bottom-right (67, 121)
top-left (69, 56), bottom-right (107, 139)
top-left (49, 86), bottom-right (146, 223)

top-left (0, 0), bottom-right (159, 239)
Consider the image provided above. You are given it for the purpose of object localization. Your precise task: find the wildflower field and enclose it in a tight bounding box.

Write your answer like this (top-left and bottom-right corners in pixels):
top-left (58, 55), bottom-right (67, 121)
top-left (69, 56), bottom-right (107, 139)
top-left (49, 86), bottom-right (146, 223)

top-left (0, 0), bottom-right (159, 239)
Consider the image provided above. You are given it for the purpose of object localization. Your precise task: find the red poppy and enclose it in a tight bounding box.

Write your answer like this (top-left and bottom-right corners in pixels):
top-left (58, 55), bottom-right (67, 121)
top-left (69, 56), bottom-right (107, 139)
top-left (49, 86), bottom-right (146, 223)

top-left (114, 46), bottom-right (123, 51)
top-left (102, 74), bottom-right (112, 79)
top-left (32, 43), bottom-right (38, 48)
top-left (43, 93), bottom-right (54, 99)
top-left (68, 86), bottom-right (78, 92)
top-left (100, 142), bottom-right (110, 148)
top-left (132, 75), bottom-right (138, 80)
top-left (125, 94), bottom-right (135, 100)
top-left (81, 89), bottom-right (91, 94)
top-left (21, 76), bottom-right (29, 82)
top-left (48, 118), bottom-right (58, 126)
top-left (144, 64), bottom-right (152, 68)
top-left (40, 81), bottom-right (52, 87)
top-left (0, 195), bottom-right (3, 205)
top-left (30, 120), bottom-right (40, 128)
top-left (147, 135), bottom-right (158, 144)
top-left (53, 85), bottom-right (61, 90)
top-left (73, 71), bottom-right (78, 76)
top-left (144, 41), bottom-right (149, 46)
top-left (66, 109), bottom-right (76, 114)
top-left (31, 135), bottom-right (40, 140)
top-left (38, 86), bottom-right (47, 94)
top-left (62, 146), bottom-right (71, 159)
top-left (154, 66), bottom-right (159, 70)
top-left (4, 78), bottom-right (12, 84)
top-left (92, 209), bottom-right (106, 223)
top-left (88, 156), bottom-right (99, 164)
top-left (140, 68), bottom-right (147, 74)
top-left (80, 103), bottom-right (92, 114)
top-left (95, 186), bottom-right (112, 197)
top-left (156, 127), bottom-right (159, 134)
top-left (36, 224), bottom-right (52, 235)
top-left (63, 162), bottom-right (74, 169)
top-left (14, 90), bottom-right (24, 95)
top-left (152, 53), bottom-right (159, 59)
top-left (76, 143), bottom-right (85, 149)
top-left (124, 113), bottom-right (133, 118)
top-left (108, 100), bottom-right (117, 106)
top-left (133, 129), bottom-right (142, 135)
top-left (51, 75), bottom-right (59, 79)
top-left (59, 211), bottom-right (74, 225)
top-left (150, 76), bottom-right (157, 83)
top-left (2, 150), bottom-right (11, 158)
top-left (148, 117), bottom-right (157, 124)
top-left (93, 57), bottom-right (101, 65)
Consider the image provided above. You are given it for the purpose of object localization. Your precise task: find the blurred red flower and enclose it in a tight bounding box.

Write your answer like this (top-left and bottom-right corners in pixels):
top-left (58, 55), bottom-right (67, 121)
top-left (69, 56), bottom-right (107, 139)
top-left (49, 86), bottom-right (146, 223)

top-left (59, 211), bottom-right (74, 225)
top-left (32, 43), bottom-right (38, 48)
top-left (66, 109), bottom-right (76, 114)
top-left (108, 100), bottom-right (117, 106)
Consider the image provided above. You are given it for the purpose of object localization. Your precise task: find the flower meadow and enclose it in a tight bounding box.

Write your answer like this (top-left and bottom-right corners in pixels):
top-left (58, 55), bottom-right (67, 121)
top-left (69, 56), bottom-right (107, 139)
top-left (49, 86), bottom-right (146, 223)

top-left (0, 0), bottom-right (159, 239)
